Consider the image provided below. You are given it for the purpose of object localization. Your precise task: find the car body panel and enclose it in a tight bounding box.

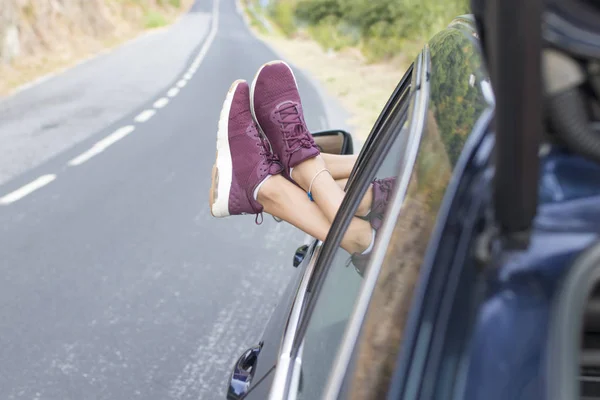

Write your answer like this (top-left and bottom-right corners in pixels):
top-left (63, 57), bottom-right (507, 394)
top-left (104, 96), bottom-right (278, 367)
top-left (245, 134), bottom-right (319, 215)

top-left (237, 241), bottom-right (318, 399)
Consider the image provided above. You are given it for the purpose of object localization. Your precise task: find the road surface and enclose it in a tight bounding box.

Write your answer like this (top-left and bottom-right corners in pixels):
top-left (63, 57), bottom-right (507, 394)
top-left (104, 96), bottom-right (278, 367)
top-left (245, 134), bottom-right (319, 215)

top-left (0, 0), bottom-right (348, 398)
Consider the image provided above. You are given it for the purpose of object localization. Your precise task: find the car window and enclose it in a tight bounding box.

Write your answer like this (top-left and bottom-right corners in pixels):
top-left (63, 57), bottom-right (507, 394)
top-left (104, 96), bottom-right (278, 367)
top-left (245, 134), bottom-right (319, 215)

top-left (344, 24), bottom-right (491, 398)
top-left (345, 64), bottom-right (415, 190)
top-left (292, 69), bottom-right (414, 400)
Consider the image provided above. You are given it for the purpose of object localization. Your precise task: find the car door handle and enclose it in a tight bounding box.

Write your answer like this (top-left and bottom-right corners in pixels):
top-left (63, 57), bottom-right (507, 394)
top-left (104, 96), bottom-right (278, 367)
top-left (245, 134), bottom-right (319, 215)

top-left (227, 344), bottom-right (262, 400)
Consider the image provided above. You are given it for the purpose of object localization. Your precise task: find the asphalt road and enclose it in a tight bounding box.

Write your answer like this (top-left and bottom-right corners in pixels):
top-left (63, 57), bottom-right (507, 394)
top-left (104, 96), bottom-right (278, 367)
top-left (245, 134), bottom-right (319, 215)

top-left (0, 0), bottom-right (348, 398)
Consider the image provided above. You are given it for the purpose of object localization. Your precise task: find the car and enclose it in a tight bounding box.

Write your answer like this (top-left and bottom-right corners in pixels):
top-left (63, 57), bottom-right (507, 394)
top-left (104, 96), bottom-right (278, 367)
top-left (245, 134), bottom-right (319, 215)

top-left (226, 2), bottom-right (600, 399)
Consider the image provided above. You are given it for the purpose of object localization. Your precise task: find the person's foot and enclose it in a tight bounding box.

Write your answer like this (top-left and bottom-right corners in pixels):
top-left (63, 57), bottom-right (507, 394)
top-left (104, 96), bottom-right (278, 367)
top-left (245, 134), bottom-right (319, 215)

top-left (250, 60), bottom-right (320, 181)
top-left (366, 177), bottom-right (396, 230)
top-left (209, 79), bottom-right (283, 221)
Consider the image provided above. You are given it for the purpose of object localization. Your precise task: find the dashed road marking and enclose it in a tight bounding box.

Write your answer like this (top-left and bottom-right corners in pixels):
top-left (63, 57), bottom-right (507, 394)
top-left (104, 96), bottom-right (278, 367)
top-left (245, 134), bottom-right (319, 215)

top-left (134, 109), bottom-right (157, 123)
top-left (0, 174), bottom-right (57, 205)
top-left (68, 147), bottom-right (105, 166)
top-left (2, 0), bottom-right (222, 207)
top-left (154, 97), bottom-right (170, 109)
top-left (68, 126), bottom-right (135, 166)
top-left (96, 125), bottom-right (135, 148)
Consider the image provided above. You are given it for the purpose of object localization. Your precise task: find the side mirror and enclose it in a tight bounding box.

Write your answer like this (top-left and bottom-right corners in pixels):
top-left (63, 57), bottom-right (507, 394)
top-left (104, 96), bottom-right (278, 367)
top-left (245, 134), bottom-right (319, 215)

top-left (311, 129), bottom-right (354, 155)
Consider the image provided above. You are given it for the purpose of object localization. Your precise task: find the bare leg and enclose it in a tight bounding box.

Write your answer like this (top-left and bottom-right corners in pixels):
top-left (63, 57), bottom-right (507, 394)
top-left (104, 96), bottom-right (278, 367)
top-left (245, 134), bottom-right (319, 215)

top-left (291, 156), bottom-right (346, 223)
top-left (258, 175), bottom-right (372, 254)
top-left (321, 153), bottom-right (358, 180)
top-left (336, 178), bottom-right (348, 191)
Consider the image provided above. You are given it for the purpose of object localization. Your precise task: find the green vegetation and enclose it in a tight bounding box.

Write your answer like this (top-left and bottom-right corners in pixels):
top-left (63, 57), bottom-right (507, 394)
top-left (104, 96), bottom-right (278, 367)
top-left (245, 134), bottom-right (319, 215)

top-left (265, 0), bottom-right (469, 62)
top-left (269, 1), bottom-right (297, 36)
top-left (144, 10), bottom-right (168, 28)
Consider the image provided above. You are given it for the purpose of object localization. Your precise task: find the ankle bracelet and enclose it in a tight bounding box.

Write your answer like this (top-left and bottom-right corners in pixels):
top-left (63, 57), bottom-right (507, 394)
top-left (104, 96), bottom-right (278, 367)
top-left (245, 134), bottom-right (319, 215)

top-left (307, 168), bottom-right (331, 202)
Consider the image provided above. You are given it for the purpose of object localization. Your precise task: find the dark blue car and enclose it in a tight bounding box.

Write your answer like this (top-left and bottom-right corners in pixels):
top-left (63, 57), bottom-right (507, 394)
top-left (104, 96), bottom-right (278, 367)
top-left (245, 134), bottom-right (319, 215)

top-left (227, 0), bottom-right (600, 398)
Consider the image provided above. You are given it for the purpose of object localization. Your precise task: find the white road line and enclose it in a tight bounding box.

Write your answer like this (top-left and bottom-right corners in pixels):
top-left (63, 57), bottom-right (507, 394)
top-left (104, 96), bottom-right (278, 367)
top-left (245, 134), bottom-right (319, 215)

top-left (96, 125), bottom-right (135, 148)
top-left (154, 97), bottom-right (170, 109)
top-left (68, 147), bottom-right (105, 166)
top-left (134, 109), bottom-right (156, 123)
top-left (184, 72), bottom-right (193, 80)
top-left (68, 126), bottom-right (135, 166)
top-left (176, 79), bottom-right (187, 88)
top-left (167, 88), bottom-right (180, 97)
top-left (189, 0), bottom-right (220, 75)
top-left (0, 174), bottom-right (57, 205)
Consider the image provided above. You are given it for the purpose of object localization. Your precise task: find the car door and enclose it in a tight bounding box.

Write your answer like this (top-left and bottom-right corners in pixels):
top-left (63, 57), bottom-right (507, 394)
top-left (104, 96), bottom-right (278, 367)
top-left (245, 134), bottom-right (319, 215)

top-left (317, 15), bottom-right (493, 399)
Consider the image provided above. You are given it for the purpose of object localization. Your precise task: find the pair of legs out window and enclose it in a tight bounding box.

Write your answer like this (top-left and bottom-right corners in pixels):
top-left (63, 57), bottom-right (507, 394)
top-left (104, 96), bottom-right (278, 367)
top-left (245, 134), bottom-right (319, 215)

top-left (209, 60), bottom-right (394, 270)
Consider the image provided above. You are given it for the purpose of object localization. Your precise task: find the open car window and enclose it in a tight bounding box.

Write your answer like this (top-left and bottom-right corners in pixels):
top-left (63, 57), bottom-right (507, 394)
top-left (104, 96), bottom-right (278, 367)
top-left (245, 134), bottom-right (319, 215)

top-left (288, 65), bottom-right (415, 400)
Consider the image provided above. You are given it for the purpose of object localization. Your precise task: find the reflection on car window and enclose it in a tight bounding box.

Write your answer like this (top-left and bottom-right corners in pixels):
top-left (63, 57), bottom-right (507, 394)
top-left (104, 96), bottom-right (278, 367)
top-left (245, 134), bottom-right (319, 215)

top-left (349, 27), bottom-right (489, 398)
top-left (295, 114), bottom-right (411, 400)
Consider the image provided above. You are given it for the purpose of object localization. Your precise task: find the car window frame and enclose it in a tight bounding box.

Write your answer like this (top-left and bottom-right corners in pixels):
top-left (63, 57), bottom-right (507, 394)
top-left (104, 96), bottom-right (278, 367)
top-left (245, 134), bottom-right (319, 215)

top-left (266, 59), bottom-right (417, 400)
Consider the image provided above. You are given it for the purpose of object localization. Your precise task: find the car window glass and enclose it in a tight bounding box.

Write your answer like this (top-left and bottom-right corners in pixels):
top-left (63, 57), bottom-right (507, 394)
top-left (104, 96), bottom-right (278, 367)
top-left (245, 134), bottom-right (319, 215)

top-left (294, 81), bottom-right (413, 400)
top-left (347, 27), bottom-right (490, 398)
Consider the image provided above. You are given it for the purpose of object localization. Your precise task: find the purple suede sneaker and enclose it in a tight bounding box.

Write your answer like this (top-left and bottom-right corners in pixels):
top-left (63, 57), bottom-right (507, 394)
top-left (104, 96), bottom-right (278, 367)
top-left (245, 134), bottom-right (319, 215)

top-left (209, 80), bottom-right (282, 222)
top-left (367, 177), bottom-right (396, 230)
top-left (250, 60), bottom-right (320, 179)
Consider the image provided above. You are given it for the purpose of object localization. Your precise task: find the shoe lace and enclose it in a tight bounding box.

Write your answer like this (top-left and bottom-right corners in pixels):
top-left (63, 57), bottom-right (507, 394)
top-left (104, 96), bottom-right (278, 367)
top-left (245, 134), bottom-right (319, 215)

top-left (251, 125), bottom-right (282, 175)
top-left (249, 125), bottom-right (280, 226)
top-left (275, 102), bottom-right (314, 151)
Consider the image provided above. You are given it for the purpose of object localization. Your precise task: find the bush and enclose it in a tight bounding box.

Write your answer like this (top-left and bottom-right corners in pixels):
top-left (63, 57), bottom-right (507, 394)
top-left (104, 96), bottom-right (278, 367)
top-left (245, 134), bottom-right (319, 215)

top-left (307, 17), bottom-right (358, 51)
top-left (269, 1), bottom-right (297, 37)
top-left (156, 0), bottom-right (182, 8)
top-left (144, 10), bottom-right (167, 28)
top-left (289, 0), bottom-right (469, 62)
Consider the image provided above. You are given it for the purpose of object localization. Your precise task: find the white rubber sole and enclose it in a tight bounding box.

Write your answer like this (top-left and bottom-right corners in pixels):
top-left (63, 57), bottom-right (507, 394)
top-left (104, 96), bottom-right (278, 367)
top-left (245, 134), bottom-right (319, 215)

top-left (249, 60), bottom-right (300, 144)
top-left (210, 80), bottom-right (244, 218)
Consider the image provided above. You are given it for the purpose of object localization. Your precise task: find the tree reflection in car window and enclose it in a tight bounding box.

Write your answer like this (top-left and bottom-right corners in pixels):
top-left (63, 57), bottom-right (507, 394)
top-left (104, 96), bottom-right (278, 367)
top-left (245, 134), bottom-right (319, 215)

top-left (348, 27), bottom-right (488, 399)
top-left (430, 28), bottom-right (487, 167)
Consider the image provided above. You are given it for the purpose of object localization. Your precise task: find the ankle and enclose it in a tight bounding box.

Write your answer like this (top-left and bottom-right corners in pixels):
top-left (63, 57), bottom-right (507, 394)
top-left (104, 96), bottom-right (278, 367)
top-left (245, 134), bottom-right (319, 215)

top-left (291, 156), bottom-right (327, 190)
top-left (256, 175), bottom-right (284, 205)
